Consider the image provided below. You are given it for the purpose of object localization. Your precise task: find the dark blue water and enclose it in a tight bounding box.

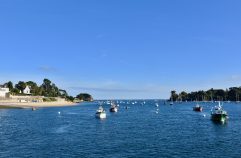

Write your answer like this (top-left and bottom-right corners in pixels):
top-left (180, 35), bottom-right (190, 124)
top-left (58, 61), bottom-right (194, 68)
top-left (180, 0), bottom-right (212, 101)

top-left (1, 100), bottom-right (241, 158)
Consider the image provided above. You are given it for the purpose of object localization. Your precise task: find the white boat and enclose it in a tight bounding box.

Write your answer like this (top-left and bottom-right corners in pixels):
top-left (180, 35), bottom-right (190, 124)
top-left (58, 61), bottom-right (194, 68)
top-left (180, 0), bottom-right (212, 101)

top-left (155, 103), bottom-right (159, 107)
top-left (95, 106), bottom-right (106, 119)
top-left (110, 102), bottom-right (118, 112)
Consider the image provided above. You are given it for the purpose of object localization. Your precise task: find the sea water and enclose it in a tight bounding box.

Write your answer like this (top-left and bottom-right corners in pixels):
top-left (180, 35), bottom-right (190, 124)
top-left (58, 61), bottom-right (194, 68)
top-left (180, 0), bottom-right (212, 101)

top-left (1, 101), bottom-right (241, 158)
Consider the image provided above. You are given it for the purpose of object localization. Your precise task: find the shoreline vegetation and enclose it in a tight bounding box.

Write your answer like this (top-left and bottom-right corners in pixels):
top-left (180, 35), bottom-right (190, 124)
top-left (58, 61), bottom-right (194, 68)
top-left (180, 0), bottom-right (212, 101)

top-left (0, 79), bottom-right (93, 109)
top-left (170, 87), bottom-right (241, 102)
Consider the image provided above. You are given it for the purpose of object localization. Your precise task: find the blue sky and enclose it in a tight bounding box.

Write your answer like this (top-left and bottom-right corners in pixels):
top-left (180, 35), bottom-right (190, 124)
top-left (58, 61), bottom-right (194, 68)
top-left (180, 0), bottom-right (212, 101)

top-left (0, 0), bottom-right (241, 99)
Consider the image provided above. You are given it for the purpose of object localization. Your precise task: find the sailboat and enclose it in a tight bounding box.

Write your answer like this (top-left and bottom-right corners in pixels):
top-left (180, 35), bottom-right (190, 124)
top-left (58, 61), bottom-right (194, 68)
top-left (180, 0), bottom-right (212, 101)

top-left (236, 93), bottom-right (240, 104)
top-left (210, 92), bottom-right (214, 103)
top-left (170, 96), bottom-right (174, 105)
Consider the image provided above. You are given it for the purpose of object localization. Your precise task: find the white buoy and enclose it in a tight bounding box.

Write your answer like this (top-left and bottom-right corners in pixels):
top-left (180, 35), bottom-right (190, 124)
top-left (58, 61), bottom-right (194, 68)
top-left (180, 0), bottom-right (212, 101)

top-left (203, 114), bottom-right (206, 117)
top-left (58, 112), bottom-right (61, 115)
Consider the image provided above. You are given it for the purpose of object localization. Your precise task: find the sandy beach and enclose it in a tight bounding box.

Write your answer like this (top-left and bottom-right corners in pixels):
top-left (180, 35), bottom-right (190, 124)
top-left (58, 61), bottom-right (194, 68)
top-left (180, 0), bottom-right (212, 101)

top-left (0, 100), bottom-right (77, 109)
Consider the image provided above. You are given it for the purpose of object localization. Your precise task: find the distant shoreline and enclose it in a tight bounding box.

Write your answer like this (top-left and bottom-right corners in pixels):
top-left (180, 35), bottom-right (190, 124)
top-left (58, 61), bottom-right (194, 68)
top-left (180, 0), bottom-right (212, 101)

top-left (0, 100), bottom-right (77, 109)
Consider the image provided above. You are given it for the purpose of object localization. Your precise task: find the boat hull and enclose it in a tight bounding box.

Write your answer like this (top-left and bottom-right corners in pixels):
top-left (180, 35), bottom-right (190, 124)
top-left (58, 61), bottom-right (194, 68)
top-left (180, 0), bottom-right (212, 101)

top-left (95, 112), bottom-right (106, 119)
top-left (211, 114), bottom-right (227, 122)
top-left (110, 108), bottom-right (118, 112)
top-left (193, 107), bottom-right (203, 112)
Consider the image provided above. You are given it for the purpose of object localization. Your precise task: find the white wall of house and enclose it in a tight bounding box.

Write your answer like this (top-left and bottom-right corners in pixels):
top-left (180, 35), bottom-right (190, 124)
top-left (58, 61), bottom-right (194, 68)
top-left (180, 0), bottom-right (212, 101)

top-left (23, 86), bottom-right (31, 94)
top-left (0, 88), bottom-right (10, 98)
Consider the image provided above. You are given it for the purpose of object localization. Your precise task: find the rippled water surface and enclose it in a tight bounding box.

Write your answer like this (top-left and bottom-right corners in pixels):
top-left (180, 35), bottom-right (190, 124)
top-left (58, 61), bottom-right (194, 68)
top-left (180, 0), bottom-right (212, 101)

top-left (1, 101), bottom-right (241, 158)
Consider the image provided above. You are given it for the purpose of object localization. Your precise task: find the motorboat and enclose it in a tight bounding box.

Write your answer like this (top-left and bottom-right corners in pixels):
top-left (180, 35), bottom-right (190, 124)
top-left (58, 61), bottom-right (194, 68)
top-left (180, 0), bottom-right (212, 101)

top-left (193, 104), bottom-right (203, 112)
top-left (211, 102), bottom-right (228, 123)
top-left (155, 103), bottom-right (159, 107)
top-left (95, 106), bottom-right (106, 119)
top-left (110, 102), bottom-right (118, 112)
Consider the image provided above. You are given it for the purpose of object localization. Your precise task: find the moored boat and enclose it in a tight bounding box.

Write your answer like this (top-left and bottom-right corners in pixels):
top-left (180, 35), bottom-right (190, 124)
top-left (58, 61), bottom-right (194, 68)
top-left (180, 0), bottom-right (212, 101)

top-left (193, 104), bottom-right (203, 112)
top-left (110, 102), bottom-right (118, 112)
top-left (211, 102), bottom-right (228, 123)
top-left (155, 103), bottom-right (159, 107)
top-left (95, 106), bottom-right (106, 119)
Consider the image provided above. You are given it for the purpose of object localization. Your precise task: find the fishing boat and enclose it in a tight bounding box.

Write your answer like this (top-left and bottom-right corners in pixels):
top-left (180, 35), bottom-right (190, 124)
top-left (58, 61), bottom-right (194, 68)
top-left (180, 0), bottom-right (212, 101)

top-left (211, 102), bottom-right (228, 123)
top-left (109, 102), bottom-right (118, 112)
top-left (95, 106), bottom-right (106, 119)
top-left (193, 104), bottom-right (203, 112)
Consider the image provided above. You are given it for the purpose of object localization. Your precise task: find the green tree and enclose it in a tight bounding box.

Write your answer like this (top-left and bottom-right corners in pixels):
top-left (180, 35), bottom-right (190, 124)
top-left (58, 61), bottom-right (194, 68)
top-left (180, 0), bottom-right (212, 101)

top-left (15, 81), bottom-right (26, 92)
top-left (228, 87), bottom-right (239, 101)
top-left (76, 93), bottom-right (93, 101)
top-left (59, 89), bottom-right (68, 97)
top-left (11, 88), bottom-right (20, 94)
top-left (3, 81), bottom-right (13, 91)
top-left (172, 87), bottom-right (241, 102)
top-left (197, 90), bottom-right (205, 101)
top-left (170, 90), bottom-right (178, 101)
top-left (37, 86), bottom-right (45, 96)
top-left (26, 81), bottom-right (38, 95)
top-left (42, 79), bottom-right (52, 91)
top-left (66, 96), bottom-right (74, 102)
top-left (179, 91), bottom-right (188, 101)
top-left (41, 79), bottom-right (53, 97)
top-left (39, 79), bottom-right (63, 97)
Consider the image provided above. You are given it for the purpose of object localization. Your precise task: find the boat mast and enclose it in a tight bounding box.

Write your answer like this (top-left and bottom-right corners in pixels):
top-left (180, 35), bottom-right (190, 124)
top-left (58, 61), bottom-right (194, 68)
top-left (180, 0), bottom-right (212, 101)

top-left (236, 92), bottom-right (239, 103)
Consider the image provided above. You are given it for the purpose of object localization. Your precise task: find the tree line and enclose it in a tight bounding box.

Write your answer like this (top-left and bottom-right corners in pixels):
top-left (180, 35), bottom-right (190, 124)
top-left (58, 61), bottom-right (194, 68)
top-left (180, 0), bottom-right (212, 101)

top-left (170, 87), bottom-right (241, 102)
top-left (1, 79), bottom-right (93, 102)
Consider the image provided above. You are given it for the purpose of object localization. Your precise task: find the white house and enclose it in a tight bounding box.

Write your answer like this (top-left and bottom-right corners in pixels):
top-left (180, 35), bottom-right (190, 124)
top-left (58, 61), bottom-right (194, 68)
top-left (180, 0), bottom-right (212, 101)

top-left (23, 85), bottom-right (31, 95)
top-left (0, 87), bottom-right (10, 98)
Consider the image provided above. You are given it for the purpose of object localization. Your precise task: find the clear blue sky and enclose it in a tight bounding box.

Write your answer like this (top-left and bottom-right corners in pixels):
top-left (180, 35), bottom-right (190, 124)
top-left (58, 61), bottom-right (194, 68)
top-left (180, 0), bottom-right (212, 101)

top-left (0, 0), bottom-right (241, 99)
